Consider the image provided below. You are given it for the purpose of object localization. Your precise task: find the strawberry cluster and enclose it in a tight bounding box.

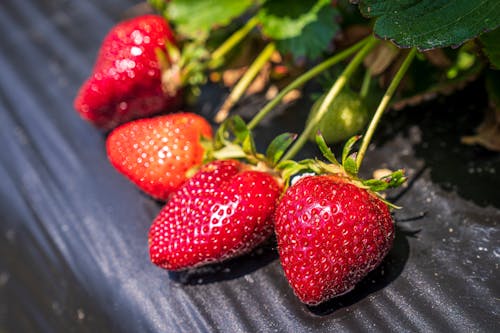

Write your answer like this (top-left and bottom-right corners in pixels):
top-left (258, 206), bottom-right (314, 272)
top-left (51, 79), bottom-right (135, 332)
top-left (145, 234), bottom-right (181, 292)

top-left (74, 14), bottom-right (404, 306)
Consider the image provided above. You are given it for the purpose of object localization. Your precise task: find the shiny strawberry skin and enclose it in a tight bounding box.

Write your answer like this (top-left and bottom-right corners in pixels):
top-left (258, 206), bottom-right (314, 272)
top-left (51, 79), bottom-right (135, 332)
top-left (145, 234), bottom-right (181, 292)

top-left (74, 15), bottom-right (180, 129)
top-left (274, 174), bottom-right (394, 305)
top-left (149, 160), bottom-right (282, 270)
top-left (106, 113), bottom-right (212, 200)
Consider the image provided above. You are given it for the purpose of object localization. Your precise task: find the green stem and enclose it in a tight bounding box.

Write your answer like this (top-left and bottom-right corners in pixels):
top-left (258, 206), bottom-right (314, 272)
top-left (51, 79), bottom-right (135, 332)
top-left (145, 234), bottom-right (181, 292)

top-left (247, 36), bottom-right (372, 130)
top-left (356, 48), bottom-right (417, 169)
top-left (360, 68), bottom-right (372, 99)
top-left (208, 16), bottom-right (259, 69)
top-left (281, 36), bottom-right (378, 162)
top-left (214, 42), bottom-right (276, 123)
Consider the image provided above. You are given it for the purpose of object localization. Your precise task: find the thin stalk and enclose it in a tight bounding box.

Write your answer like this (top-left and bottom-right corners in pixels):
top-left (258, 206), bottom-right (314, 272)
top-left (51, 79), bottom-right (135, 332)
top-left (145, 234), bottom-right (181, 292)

top-left (214, 42), bottom-right (276, 123)
top-left (248, 36), bottom-right (372, 130)
top-left (360, 68), bottom-right (372, 99)
top-left (208, 16), bottom-right (259, 69)
top-left (281, 36), bottom-right (378, 162)
top-left (356, 48), bottom-right (417, 169)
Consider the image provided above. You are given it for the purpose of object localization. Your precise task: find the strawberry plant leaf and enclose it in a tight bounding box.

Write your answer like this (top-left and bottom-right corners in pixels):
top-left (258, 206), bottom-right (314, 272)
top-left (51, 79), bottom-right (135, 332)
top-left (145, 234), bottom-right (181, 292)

top-left (480, 27), bottom-right (500, 69)
top-left (354, 0), bottom-right (500, 50)
top-left (266, 133), bottom-right (297, 166)
top-left (166, 0), bottom-right (255, 39)
top-left (257, 0), bottom-right (340, 59)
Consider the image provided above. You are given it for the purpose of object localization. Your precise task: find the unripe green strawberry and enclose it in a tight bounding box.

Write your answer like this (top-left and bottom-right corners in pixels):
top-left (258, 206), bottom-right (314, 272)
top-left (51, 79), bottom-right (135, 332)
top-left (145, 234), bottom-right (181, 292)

top-left (306, 89), bottom-right (369, 144)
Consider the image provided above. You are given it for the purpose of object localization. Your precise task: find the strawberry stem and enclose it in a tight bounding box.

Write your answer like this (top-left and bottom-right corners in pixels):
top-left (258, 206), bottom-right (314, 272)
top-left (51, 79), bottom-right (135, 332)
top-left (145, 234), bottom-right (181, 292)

top-left (280, 36), bottom-right (379, 162)
top-left (214, 42), bottom-right (277, 123)
top-left (356, 48), bottom-right (417, 169)
top-left (247, 36), bottom-right (373, 130)
top-left (208, 16), bottom-right (259, 69)
top-left (360, 68), bottom-right (372, 99)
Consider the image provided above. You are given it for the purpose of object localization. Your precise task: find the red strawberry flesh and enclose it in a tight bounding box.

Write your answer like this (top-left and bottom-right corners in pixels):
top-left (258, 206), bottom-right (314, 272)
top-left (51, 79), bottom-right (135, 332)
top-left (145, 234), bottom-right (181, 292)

top-left (149, 160), bottom-right (282, 270)
top-left (106, 113), bottom-right (212, 200)
top-left (74, 15), bottom-right (180, 129)
top-left (275, 174), bottom-right (394, 305)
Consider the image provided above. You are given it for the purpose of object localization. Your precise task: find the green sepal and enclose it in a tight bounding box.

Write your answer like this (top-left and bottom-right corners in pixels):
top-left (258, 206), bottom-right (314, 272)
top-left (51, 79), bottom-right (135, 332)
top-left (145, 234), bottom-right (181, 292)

top-left (200, 135), bottom-right (215, 163)
top-left (315, 132), bottom-right (340, 166)
top-left (341, 135), bottom-right (361, 176)
top-left (343, 155), bottom-right (358, 177)
top-left (362, 169), bottom-right (407, 192)
top-left (165, 40), bottom-right (181, 64)
top-left (342, 135), bottom-right (361, 167)
top-left (214, 118), bottom-right (231, 149)
top-left (376, 195), bottom-right (402, 210)
top-left (266, 133), bottom-right (297, 167)
top-left (210, 116), bottom-right (263, 164)
top-left (276, 159), bottom-right (318, 188)
top-left (212, 143), bottom-right (248, 160)
top-left (229, 116), bottom-right (256, 156)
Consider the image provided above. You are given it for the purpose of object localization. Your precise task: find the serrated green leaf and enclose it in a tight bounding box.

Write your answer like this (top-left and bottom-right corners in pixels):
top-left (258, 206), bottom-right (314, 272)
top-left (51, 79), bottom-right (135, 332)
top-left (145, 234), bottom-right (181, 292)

top-left (167, 0), bottom-right (254, 39)
top-left (257, 0), bottom-right (340, 59)
top-left (355, 0), bottom-right (500, 50)
top-left (480, 27), bottom-right (500, 69)
top-left (266, 133), bottom-right (297, 166)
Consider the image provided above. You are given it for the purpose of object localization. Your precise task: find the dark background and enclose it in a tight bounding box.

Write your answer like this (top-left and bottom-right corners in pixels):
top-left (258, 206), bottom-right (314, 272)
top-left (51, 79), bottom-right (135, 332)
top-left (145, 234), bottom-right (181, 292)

top-left (0, 0), bottom-right (499, 332)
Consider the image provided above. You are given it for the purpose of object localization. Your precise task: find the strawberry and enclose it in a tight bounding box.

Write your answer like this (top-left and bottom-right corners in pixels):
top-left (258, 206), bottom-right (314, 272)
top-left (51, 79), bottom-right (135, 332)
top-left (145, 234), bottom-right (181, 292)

top-left (306, 89), bottom-right (370, 144)
top-left (74, 15), bottom-right (180, 129)
top-left (149, 159), bottom-right (282, 270)
top-left (274, 174), bottom-right (394, 305)
top-left (106, 112), bottom-right (212, 200)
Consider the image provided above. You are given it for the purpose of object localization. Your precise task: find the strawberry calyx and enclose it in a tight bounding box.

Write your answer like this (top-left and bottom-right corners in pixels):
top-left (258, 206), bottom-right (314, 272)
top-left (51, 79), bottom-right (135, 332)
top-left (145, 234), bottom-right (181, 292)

top-left (276, 133), bottom-right (406, 209)
top-left (194, 115), bottom-right (295, 184)
top-left (157, 40), bottom-right (209, 97)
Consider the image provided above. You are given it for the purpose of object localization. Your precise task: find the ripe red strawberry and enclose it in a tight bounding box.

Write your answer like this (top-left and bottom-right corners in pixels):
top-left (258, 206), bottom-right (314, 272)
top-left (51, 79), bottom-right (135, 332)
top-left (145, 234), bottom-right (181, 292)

top-left (106, 112), bottom-right (212, 200)
top-left (274, 174), bottom-right (394, 305)
top-left (74, 15), bottom-right (180, 129)
top-left (149, 159), bottom-right (282, 270)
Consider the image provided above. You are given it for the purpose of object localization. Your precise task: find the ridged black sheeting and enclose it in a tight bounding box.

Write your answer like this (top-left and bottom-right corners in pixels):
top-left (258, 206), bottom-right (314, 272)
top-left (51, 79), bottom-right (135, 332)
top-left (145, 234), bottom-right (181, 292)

top-left (0, 0), bottom-right (499, 332)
